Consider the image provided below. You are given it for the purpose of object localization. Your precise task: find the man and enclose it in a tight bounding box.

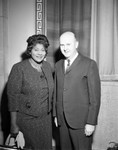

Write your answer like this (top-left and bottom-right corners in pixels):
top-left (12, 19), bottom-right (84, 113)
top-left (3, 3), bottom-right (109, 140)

top-left (53, 31), bottom-right (101, 150)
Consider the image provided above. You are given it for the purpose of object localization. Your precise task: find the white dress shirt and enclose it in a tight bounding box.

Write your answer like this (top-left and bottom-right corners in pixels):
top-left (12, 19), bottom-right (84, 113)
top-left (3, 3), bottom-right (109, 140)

top-left (64, 52), bottom-right (79, 71)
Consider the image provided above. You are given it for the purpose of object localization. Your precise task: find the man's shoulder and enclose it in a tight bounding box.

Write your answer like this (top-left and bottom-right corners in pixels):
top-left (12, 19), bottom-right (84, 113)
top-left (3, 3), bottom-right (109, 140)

top-left (55, 59), bottom-right (64, 66)
top-left (79, 53), bottom-right (96, 64)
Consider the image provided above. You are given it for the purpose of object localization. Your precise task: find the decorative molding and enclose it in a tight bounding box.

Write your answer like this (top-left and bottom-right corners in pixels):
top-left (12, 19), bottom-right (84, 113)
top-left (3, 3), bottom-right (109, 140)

top-left (100, 74), bottom-right (118, 81)
top-left (35, 0), bottom-right (47, 35)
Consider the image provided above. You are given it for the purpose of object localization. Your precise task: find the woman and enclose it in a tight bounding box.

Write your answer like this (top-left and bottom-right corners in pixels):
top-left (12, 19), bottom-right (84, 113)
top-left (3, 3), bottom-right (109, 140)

top-left (7, 34), bottom-right (54, 150)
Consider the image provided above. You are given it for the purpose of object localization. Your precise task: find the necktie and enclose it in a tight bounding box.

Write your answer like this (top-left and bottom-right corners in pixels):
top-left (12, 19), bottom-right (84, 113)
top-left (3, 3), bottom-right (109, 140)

top-left (66, 59), bottom-right (70, 72)
top-left (67, 59), bottom-right (70, 66)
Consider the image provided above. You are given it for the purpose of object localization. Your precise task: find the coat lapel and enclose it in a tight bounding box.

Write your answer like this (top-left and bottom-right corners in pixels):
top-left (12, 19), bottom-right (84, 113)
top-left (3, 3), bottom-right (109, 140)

top-left (42, 61), bottom-right (54, 111)
top-left (42, 61), bottom-right (53, 89)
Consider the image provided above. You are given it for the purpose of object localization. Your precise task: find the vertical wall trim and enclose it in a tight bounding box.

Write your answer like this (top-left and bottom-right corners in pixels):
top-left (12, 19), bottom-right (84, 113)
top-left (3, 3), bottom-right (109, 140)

top-left (35, 0), bottom-right (47, 35)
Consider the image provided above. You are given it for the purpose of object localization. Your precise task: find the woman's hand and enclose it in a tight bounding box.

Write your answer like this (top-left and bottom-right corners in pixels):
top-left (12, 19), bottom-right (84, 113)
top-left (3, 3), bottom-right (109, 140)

top-left (16, 131), bottom-right (25, 149)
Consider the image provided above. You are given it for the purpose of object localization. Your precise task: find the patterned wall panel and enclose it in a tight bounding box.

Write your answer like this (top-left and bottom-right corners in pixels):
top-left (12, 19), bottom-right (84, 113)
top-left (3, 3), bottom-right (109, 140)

top-left (35, 0), bottom-right (47, 35)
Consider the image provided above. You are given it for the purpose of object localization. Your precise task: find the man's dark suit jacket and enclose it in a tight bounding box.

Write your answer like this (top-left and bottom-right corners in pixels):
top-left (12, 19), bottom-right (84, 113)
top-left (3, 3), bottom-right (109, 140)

top-left (53, 53), bottom-right (101, 129)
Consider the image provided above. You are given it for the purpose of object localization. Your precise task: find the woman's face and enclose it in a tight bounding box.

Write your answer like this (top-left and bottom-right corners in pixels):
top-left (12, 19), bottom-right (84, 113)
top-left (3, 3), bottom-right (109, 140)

top-left (30, 43), bottom-right (46, 63)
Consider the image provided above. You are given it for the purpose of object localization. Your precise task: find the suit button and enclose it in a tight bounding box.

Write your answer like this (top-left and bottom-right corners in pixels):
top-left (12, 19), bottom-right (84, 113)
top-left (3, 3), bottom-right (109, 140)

top-left (26, 102), bottom-right (31, 108)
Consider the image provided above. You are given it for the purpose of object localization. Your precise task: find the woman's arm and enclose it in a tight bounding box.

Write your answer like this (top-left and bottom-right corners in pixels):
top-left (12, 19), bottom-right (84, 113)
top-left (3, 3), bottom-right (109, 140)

top-left (10, 112), bottom-right (19, 134)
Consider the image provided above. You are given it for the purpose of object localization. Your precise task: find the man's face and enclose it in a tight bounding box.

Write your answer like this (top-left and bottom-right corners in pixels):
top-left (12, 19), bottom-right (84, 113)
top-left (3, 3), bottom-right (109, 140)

top-left (60, 33), bottom-right (78, 59)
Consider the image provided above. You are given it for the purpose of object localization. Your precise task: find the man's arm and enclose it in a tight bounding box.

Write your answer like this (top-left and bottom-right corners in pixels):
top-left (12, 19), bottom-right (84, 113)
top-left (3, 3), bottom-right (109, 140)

top-left (87, 60), bottom-right (101, 124)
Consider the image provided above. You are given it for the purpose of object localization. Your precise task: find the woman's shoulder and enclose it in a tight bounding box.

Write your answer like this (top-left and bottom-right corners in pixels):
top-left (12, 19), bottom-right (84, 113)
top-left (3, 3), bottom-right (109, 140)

top-left (43, 60), bottom-right (54, 72)
top-left (43, 60), bottom-right (52, 68)
top-left (12, 59), bottom-right (29, 70)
